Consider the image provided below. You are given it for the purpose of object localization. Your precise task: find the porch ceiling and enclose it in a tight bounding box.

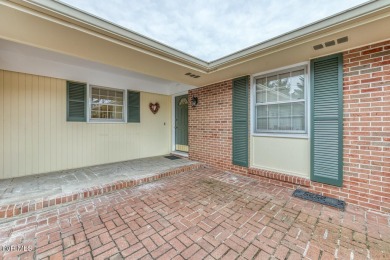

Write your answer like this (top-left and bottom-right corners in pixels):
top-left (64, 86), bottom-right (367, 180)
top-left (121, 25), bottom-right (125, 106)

top-left (0, 0), bottom-right (389, 87)
top-left (0, 38), bottom-right (195, 95)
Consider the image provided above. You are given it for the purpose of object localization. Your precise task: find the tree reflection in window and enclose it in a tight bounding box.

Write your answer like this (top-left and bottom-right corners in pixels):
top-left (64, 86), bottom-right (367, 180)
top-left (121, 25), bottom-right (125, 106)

top-left (91, 87), bottom-right (124, 120)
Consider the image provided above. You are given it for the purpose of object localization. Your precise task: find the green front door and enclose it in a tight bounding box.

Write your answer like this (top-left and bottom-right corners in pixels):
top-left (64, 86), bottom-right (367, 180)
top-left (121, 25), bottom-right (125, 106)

top-left (175, 95), bottom-right (188, 152)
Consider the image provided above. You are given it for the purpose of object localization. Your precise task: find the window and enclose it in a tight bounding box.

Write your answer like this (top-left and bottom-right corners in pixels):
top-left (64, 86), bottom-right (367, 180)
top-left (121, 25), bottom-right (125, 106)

top-left (90, 86), bottom-right (125, 122)
top-left (178, 97), bottom-right (188, 106)
top-left (254, 66), bottom-right (307, 134)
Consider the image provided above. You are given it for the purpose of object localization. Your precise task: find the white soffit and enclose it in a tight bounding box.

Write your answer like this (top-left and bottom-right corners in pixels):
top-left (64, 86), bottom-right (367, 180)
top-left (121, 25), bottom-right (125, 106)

top-left (0, 39), bottom-right (196, 95)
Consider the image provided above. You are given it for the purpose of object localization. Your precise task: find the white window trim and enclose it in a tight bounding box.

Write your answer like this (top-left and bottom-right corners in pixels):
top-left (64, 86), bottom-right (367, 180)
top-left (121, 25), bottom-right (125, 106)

top-left (87, 84), bottom-right (127, 123)
top-left (250, 62), bottom-right (310, 138)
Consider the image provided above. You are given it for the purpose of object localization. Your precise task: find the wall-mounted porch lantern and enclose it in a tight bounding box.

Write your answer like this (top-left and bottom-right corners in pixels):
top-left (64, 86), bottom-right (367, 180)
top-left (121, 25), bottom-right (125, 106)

top-left (191, 96), bottom-right (198, 107)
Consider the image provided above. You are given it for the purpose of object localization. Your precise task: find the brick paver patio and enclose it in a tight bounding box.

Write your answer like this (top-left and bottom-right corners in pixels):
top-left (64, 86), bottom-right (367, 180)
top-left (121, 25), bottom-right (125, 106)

top-left (0, 167), bottom-right (389, 259)
top-left (0, 156), bottom-right (197, 205)
top-left (0, 156), bottom-right (199, 219)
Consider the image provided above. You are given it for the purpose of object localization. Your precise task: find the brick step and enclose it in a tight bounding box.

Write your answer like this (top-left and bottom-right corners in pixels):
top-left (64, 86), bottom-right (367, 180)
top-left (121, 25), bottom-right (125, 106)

top-left (0, 163), bottom-right (204, 220)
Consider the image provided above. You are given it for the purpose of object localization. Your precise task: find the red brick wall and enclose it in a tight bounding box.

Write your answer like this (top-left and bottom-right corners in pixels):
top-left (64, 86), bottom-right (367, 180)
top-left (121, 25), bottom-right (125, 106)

top-left (188, 80), bottom-right (247, 174)
top-left (338, 40), bottom-right (390, 212)
top-left (188, 40), bottom-right (390, 213)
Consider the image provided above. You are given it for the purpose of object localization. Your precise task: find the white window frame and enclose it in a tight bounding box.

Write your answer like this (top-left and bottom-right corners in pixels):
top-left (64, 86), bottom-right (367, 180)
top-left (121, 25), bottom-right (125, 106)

top-left (87, 84), bottom-right (127, 123)
top-left (251, 62), bottom-right (310, 138)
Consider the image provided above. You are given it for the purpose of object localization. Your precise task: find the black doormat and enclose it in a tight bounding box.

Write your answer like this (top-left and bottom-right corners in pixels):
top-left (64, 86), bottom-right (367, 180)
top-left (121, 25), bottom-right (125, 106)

top-left (164, 155), bottom-right (182, 160)
top-left (292, 189), bottom-right (346, 210)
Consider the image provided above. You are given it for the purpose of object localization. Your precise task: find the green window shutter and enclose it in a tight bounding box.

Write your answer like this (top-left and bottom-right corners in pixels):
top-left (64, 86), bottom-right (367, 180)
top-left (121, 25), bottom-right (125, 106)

top-left (128, 91), bottom-right (140, 123)
top-left (67, 81), bottom-right (86, 122)
top-left (310, 53), bottom-right (343, 186)
top-left (232, 76), bottom-right (249, 167)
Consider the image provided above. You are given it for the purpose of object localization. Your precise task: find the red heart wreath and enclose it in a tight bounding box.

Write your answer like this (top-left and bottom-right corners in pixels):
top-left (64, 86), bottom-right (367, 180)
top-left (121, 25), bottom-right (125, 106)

top-left (149, 102), bottom-right (160, 114)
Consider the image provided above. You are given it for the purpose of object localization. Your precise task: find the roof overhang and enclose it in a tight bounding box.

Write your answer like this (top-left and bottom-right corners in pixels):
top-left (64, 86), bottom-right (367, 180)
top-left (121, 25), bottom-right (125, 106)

top-left (0, 0), bottom-right (390, 87)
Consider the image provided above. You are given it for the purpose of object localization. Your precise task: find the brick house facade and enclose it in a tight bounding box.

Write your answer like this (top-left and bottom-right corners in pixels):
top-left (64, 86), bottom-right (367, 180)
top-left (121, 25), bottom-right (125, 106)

top-left (1, 0), bottom-right (389, 218)
top-left (189, 40), bottom-right (390, 213)
top-left (188, 80), bottom-right (247, 175)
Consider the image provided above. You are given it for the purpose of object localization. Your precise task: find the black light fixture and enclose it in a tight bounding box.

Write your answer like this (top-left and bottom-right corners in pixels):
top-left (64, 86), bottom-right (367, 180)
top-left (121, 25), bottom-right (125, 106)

top-left (191, 96), bottom-right (198, 107)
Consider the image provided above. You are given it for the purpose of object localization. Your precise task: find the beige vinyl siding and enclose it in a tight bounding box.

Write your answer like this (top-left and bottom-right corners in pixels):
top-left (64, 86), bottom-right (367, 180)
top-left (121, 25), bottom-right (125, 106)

top-left (251, 136), bottom-right (310, 179)
top-left (0, 70), bottom-right (172, 179)
top-left (3, 71), bottom-right (11, 178)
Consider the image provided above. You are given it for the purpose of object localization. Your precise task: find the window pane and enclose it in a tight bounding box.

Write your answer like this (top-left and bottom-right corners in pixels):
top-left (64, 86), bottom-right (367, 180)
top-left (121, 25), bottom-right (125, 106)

top-left (256, 106), bottom-right (267, 130)
top-left (291, 70), bottom-right (305, 100)
top-left (292, 101), bottom-right (305, 131)
top-left (256, 78), bottom-right (266, 91)
top-left (91, 105), bottom-right (99, 118)
top-left (116, 97), bottom-right (123, 105)
top-left (278, 72), bottom-right (291, 102)
top-left (108, 106), bottom-right (115, 119)
top-left (115, 112), bottom-right (123, 119)
top-left (256, 92), bottom-right (266, 104)
top-left (267, 76), bottom-right (278, 102)
top-left (256, 78), bottom-right (267, 103)
top-left (100, 89), bottom-right (107, 96)
top-left (257, 105), bottom-right (267, 118)
top-left (292, 101), bottom-right (305, 116)
top-left (257, 118), bottom-right (267, 130)
top-left (91, 104), bottom-right (100, 111)
top-left (279, 103), bottom-right (291, 130)
top-left (90, 87), bottom-right (124, 120)
top-left (99, 97), bottom-right (105, 104)
top-left (92, 95), bottom-right (99, 103)
top-left (268, 104), bottom-right (278, 130)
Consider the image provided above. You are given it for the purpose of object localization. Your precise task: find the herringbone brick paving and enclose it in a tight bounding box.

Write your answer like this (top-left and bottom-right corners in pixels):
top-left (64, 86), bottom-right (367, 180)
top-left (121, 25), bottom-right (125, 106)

top-left (0, 167), bottom-right (389, 259)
